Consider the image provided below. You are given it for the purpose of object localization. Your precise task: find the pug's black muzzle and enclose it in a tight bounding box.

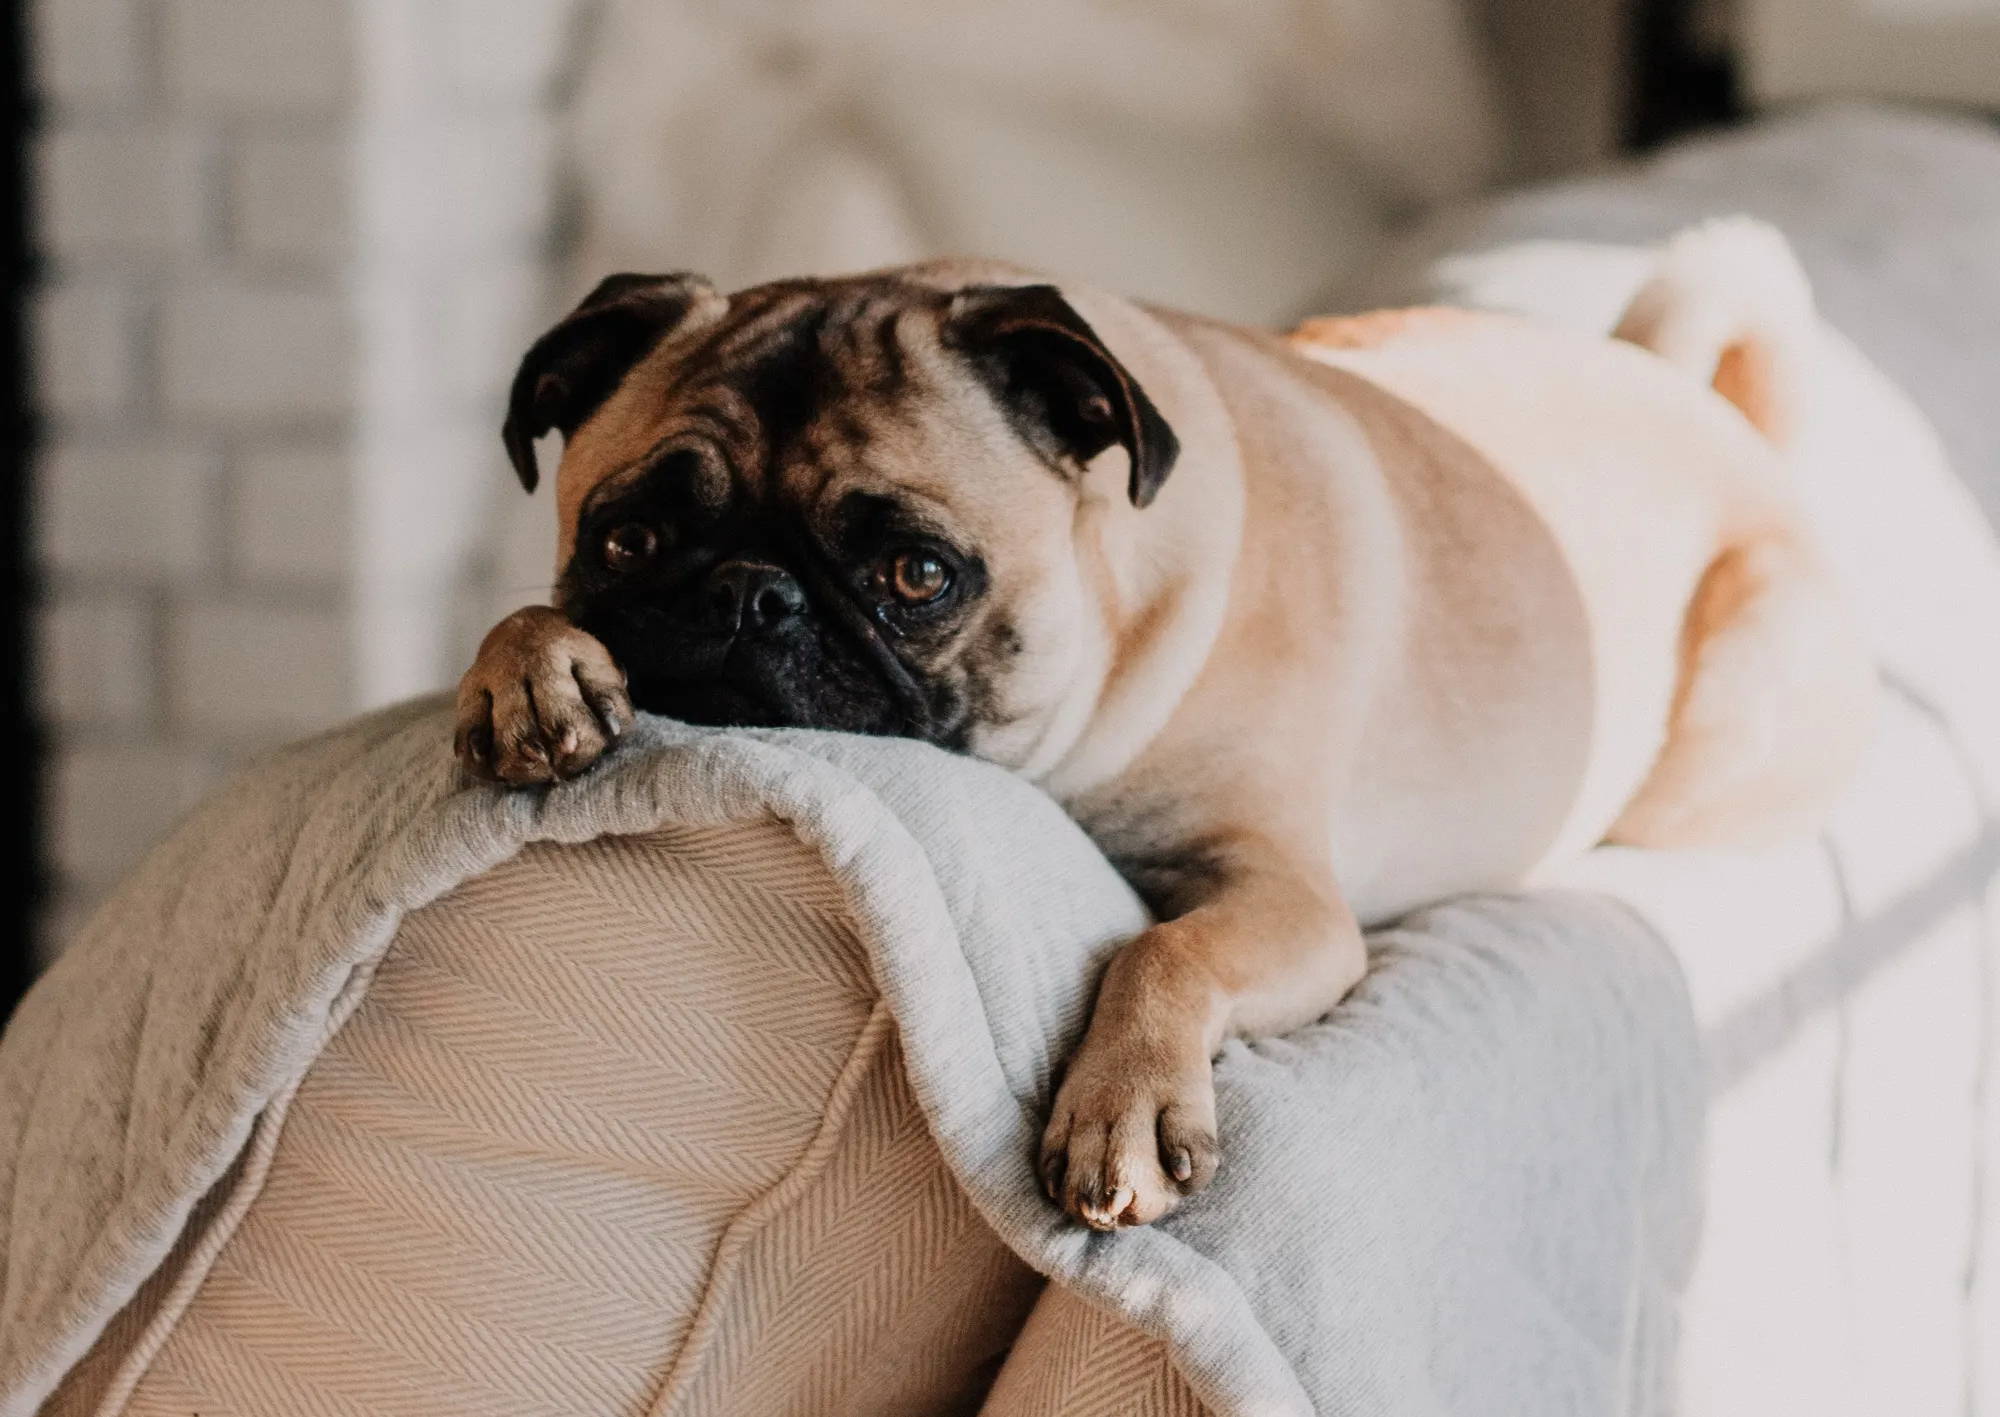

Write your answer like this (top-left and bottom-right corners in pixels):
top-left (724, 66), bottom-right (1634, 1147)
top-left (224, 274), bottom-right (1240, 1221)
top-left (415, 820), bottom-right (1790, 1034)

top-left (567, 558), bottom-right (916, 737)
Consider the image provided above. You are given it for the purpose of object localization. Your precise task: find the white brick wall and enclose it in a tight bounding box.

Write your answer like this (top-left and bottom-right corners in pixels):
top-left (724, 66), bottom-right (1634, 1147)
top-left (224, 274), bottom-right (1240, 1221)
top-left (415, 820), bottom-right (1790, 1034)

top-left (160, 280), bottom-right (353, 421)
top-left (38, 439), bottom-right (219, 576)
top-left (30, 0), bottom-right (595, 958)
top-left (32, 281), bottom-right (139, 420)
top-left (229, 132), bottom-right (353, 267)
top-left (442, 0), bottom-right (577, 102)
top-left (31, 0), bottom-right (145, 111)
top-left (37, 123), bottom-right (211, 260)
top-left (163, 0), bottom-right (354, 116)
top-left (168, 598), bottom-right (352, 736)
top-left (232, 445), bottom-right (351, 584)
top-left (37, 590), bottom-right (155, 730)
top-left (49, 741), bottom-right (218, 889)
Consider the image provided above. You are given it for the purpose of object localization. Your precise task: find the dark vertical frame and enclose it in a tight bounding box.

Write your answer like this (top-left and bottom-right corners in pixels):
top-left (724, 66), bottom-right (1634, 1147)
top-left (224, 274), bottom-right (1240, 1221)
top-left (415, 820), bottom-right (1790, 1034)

top-left (1626, 0), bottom-right (1743, 151)
top-left (2, 0), bottom-right (40, 1020)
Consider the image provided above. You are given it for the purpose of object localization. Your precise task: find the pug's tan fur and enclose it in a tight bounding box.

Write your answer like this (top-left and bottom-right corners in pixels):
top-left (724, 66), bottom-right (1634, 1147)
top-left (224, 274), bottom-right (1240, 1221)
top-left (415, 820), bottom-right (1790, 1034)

top-left (459, 222), bottom-right (1874, 1230)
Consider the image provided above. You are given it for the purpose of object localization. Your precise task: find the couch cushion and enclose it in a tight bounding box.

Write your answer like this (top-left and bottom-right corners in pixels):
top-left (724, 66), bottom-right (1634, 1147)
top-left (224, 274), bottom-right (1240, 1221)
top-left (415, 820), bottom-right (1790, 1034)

top-left (44, 824), bottom-right (1038, 1417)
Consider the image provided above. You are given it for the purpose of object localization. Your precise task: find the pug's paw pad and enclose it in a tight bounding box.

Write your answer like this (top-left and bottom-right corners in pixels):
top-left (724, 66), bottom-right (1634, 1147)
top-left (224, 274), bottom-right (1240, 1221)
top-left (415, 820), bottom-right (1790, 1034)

top-left (1039, 1042), bottom-right (1218, 1231)
top-left (455, 607), bottom-right (631, 786)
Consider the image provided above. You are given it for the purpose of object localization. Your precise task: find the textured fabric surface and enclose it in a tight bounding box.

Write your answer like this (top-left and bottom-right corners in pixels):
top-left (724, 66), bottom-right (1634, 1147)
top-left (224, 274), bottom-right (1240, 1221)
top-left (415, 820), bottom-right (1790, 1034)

top-left (0, 708), bottom-right (1704, 1416)
top-left (1, 721), bottom-right (1137, 1417)
top-left (45, 826), bottom-right (1037, 1417)
top-left (984, 1284), bottom-right (1209, 1416)
top-left (1360, 102), bottom-right (2000, 1416)
top-left (995, 895), bottom-right (1704, 1417)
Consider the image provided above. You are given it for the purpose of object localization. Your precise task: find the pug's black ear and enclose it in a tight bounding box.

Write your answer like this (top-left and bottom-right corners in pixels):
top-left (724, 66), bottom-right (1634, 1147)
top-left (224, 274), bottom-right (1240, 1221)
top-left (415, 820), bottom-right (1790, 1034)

top-left (502, 272), bottom-right (724, 492)
top-left (946, 284), bottom-right (1180, 508)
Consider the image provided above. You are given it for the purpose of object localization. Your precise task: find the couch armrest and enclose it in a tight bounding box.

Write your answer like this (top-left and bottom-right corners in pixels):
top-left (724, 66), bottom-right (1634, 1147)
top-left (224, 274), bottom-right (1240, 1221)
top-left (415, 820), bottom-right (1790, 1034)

top-left (45, 818), bottom-right (1042, 1417)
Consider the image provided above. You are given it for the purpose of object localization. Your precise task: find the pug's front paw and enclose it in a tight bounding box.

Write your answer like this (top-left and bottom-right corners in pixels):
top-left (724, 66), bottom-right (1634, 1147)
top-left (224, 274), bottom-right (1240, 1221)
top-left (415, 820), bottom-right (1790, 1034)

top-left (455, 606), bottom-right (632, 785)
top-left (1039, 1028), bottom-right (1219, 1231)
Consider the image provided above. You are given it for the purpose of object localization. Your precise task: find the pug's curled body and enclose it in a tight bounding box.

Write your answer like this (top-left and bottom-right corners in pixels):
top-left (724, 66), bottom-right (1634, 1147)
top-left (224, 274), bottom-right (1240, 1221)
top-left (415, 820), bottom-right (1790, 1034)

top-left (459, 222), bottom-right (1874, 1230)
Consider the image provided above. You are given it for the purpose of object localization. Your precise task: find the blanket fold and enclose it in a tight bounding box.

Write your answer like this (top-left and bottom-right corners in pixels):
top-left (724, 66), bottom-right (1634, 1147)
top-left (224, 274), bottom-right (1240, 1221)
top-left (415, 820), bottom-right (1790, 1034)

top-left (0, 699), bottom-right (1703, 1417)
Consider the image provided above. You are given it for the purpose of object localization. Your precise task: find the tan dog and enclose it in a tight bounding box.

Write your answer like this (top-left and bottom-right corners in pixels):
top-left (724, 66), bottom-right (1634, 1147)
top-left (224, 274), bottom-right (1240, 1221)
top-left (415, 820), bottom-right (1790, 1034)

top-left (457, 220), bottom-right (1874, 1230)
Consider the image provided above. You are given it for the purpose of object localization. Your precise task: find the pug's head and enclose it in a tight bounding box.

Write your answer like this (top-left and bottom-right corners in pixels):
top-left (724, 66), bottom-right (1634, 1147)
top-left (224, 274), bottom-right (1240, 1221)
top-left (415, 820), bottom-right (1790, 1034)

top-left (503, 269), bottom-right (1179, 756)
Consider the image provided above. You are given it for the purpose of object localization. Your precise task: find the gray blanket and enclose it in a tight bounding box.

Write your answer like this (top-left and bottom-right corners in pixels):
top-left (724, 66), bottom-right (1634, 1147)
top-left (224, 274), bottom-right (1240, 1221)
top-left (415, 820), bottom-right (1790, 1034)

top-left (0, 699), bottom-right (1704, 1417)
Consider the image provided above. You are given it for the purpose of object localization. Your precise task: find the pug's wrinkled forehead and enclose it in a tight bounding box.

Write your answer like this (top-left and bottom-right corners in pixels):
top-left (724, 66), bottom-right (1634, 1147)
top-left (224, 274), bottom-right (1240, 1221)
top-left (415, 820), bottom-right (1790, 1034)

top-left (500, 268), bottom-right (1179, 569)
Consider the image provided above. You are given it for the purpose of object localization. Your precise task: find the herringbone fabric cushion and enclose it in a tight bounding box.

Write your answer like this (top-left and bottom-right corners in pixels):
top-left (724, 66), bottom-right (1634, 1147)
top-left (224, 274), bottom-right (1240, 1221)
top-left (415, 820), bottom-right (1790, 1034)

top-left (984, 1284), bottom-right (1208, 1415)
top-left (46, 825), bottom-right (1040, 1417)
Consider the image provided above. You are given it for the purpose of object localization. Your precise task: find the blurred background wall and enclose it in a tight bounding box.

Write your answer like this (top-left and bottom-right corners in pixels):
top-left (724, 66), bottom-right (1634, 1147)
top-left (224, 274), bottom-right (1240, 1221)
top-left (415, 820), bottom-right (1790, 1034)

top-left (16, 0), bottom-right (1999, 967)
top-left (26, 0), bottom-right (588, 951)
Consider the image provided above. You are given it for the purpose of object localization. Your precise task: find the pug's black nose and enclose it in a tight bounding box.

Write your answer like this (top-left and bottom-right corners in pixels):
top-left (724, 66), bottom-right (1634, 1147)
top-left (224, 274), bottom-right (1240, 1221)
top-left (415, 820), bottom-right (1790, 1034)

top-left (705, 560), bottom-right (806, 633)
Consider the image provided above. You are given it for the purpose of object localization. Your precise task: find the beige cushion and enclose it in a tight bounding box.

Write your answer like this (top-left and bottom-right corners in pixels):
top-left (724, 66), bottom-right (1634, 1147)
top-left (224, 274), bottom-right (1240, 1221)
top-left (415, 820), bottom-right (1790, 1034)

top-left (47, 824), bottom-right (1041, 1417)
top-left (984, 1285), bottom-right (1209, 1416)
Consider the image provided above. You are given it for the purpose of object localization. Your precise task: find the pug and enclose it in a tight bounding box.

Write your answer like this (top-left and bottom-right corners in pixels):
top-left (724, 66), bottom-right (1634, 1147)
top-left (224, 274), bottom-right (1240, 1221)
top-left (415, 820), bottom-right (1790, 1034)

top-left (456, 221), bottom-right (1874, 1231)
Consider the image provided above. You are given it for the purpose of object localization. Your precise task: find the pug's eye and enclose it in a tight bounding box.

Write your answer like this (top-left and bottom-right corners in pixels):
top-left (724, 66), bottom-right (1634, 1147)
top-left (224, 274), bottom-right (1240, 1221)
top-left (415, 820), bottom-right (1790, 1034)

top-left (874, 550), bottom-right (953, 605)
top-left (603, 523), bottom-right (659, 571)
